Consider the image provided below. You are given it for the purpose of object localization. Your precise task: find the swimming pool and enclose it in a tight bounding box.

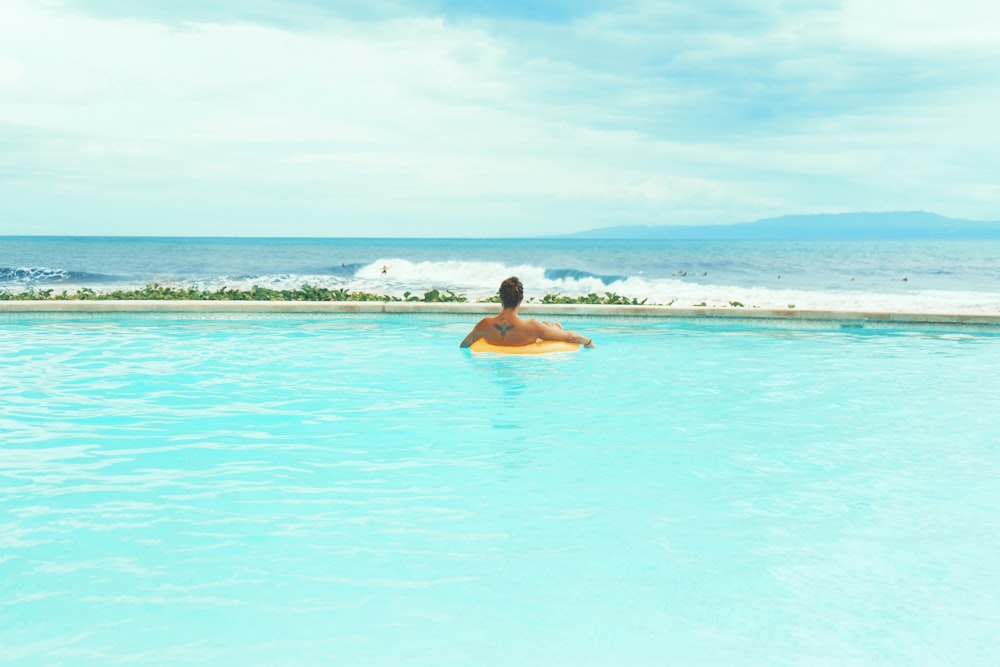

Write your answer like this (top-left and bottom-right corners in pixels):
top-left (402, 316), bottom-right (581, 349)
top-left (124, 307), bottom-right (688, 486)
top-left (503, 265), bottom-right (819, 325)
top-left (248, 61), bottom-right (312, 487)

top-left (2, 314), bottom-right (998, 665)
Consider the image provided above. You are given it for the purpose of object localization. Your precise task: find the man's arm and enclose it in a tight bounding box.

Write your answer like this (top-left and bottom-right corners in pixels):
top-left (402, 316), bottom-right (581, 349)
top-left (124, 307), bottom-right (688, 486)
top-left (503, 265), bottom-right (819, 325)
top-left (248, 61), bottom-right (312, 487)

top-left (532, 320), bottom-right (595, 348)
top-left (459, 320), bottom-right (485, 348)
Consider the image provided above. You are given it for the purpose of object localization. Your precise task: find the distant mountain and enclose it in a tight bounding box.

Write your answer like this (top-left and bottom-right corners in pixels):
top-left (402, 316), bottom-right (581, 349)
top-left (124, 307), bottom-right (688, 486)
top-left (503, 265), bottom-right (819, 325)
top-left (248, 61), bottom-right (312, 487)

top-left (564, 212), bottom-right (1000, 240)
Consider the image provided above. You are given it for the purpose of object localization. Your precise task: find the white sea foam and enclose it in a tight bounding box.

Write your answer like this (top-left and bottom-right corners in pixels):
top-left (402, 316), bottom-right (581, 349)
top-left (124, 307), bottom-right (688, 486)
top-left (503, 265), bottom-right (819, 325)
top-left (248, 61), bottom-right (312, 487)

top-left (350, 259), bottom-right (1000, 314)
top-left (15, 258), bottom-right (1000, 315)
top-left (0, 266), bottom-right (71, 286)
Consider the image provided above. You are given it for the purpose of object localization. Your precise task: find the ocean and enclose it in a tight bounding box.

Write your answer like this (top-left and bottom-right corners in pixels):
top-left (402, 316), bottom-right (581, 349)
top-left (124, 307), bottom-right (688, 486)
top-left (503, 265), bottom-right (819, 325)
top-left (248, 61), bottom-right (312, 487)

top-left (2, 236), bottom-right (999, 313)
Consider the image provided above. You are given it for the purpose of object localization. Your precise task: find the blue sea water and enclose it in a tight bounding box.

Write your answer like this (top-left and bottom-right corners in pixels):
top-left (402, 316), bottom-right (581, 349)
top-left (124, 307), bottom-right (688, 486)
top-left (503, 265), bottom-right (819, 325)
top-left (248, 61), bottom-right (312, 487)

top-left (1, 236), bottom-right (999, 312)
top-left (1, 314), bottom-right (999, 665)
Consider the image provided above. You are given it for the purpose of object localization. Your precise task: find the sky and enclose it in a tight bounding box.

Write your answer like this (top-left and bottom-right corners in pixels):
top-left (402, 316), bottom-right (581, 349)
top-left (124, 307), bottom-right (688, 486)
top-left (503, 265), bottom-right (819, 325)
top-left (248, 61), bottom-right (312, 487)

top-left (2, 0), bottom-right (999, 237)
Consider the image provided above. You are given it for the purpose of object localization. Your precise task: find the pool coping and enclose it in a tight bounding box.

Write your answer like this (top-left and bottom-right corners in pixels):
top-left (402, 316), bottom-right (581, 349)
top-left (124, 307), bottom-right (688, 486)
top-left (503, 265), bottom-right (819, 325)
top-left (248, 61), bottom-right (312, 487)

top-left (2, 300), bottom-right (999, 326)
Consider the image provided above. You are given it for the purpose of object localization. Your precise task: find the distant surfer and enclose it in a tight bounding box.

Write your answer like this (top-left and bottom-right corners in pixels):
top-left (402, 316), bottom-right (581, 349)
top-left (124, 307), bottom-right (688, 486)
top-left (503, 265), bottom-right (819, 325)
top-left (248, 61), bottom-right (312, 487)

top-left (459, 276), bottom-right (594, 349)
top-left (381, 265), bottom-right (389, 276)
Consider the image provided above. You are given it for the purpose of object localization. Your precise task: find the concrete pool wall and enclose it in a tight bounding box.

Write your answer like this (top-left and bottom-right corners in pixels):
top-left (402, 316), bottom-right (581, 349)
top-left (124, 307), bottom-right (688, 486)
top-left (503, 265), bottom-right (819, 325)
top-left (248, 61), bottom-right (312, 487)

top-left (2, 300), bottom-right (999, 326)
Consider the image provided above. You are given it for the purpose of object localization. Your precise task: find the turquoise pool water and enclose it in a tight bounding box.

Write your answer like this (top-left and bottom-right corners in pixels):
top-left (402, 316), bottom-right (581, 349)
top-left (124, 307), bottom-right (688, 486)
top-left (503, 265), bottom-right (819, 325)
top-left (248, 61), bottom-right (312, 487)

top-left (2, 315), bottom-right (998, 666)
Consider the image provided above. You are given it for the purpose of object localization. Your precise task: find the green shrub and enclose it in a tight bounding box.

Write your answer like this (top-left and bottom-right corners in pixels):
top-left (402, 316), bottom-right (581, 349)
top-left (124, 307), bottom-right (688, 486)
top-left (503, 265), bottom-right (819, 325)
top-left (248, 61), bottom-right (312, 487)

top-left (0, 284), bottom-right (475, 303)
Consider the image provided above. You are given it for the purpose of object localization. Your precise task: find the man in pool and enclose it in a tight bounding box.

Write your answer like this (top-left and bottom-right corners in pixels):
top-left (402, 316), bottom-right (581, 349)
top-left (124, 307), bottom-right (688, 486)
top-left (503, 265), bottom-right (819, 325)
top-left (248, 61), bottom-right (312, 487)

top-left (459, 276), bottom-right (595, 348)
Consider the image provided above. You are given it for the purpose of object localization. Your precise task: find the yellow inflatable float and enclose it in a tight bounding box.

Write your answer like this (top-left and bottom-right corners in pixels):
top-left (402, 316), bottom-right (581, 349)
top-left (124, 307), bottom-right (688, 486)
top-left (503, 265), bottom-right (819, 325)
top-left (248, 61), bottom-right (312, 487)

top-left (469, 338), bottom-right (580, 355)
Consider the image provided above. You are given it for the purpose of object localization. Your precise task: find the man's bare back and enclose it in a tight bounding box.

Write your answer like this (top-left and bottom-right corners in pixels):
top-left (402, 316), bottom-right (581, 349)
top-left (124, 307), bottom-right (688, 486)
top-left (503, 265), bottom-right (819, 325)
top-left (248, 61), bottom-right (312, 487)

top-left (459, 277), bottom-right (594, 349)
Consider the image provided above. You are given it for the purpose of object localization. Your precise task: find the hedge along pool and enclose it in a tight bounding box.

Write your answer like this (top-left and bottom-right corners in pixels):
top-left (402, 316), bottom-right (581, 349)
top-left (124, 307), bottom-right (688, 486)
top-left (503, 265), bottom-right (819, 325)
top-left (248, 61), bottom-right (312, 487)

top-left (1, 314), bottom-right (998, 666)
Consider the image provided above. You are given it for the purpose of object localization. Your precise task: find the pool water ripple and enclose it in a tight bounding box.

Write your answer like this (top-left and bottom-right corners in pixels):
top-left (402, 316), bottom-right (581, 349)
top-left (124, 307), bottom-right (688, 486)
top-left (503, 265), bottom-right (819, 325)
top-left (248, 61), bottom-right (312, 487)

top-left (1, 316), bottom-right (999, 665)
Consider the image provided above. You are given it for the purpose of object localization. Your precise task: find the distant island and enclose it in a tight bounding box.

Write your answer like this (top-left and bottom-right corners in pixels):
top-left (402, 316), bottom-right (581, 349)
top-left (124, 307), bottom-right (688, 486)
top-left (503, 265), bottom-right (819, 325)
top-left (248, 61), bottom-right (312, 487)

top-left (564, 211), bottom-right (1000, 240)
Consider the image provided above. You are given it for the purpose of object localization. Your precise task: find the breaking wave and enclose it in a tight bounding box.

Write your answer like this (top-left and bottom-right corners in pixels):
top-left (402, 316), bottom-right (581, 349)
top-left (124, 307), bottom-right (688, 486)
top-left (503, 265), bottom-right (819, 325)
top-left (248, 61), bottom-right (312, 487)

top-left (3, 256), bottom-right (998, 314)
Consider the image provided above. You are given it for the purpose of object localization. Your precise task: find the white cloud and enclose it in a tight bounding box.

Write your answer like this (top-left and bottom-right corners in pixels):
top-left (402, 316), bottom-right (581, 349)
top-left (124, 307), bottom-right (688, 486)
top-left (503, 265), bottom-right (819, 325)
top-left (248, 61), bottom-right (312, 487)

top-left (839, 0), bottom-right (1000, 50)
top-left (2, 0), bottom-right (1000, 236)
top-left (0, 58), bottom-right (25, 86)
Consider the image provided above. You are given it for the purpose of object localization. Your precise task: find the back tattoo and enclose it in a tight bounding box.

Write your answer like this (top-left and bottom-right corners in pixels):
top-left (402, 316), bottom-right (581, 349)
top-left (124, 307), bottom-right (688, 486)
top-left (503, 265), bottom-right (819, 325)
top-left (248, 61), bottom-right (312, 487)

top-left (494, 323), bottom-right (514, 338)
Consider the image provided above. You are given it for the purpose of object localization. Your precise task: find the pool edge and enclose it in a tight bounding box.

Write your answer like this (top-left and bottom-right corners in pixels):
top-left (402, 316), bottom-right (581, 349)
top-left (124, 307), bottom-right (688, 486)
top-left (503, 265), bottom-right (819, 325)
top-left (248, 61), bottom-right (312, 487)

top-left (2, 300), bottom-right (999, 326)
